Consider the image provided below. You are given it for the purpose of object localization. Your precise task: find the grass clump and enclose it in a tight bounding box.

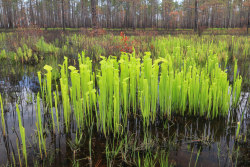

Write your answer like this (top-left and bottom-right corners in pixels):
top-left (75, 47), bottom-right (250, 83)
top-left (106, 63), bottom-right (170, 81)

top-left (39, 51), bottom-right (242, 135)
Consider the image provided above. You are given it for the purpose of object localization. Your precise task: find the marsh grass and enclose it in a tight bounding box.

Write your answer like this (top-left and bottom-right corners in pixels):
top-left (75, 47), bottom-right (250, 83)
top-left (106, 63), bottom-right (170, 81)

top-left (232, 59), bottom-right (242, 107)
top-left (194, 148), bottom-right (201, 167)
top-left (0, 93), bottom-right (6, 137)
top-left (36, 93), bottom-right (47, 159)
top-left (54, 92), bottom-right (60, 133)
top-left (16, 104), bottom-right (27, 167)
top-left (16, 139), bottom-right (22, 167)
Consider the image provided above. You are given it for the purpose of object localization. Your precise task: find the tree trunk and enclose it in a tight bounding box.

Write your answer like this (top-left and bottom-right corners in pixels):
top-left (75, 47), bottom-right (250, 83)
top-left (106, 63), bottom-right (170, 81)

top-left (132, 1), bottom-right (136, 30)
top-left (194, 0), bottom-right (198, 32)
top-left (227, 0), bottom-right (231, 28)
top-left (107, 0), bottom-right (111, 28)
top-left (247, 7), bottom-right (250, 34)
top-left (91, 0), bottom-right (98, 29)
top-left (29, 0), bottom-right (34, 24)
top-left (62, 0), bottom-right (65, 31)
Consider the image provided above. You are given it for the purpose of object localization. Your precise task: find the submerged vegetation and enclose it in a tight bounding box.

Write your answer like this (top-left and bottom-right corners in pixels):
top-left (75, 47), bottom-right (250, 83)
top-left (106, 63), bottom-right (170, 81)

top-left (0, 31), bottom-right (249, 166)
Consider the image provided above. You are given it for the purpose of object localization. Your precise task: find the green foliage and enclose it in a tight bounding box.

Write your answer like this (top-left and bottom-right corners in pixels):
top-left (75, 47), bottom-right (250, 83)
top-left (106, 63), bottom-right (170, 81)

top-left (39, 50), bottom-right (241, 136)
top-left (232, 59), bottom-right (242, 107)
top-left (44, 65), bottom-right (55, 133)
top-left (16, 104), bottom-right (27, 167)
top-left (36, 37), bottom-right (59, 54)
top-left (0, 93), bottom-right (6, 137)
top-left (0, 49), bottom-right (6, 59)
top-left (36, 93), bottom-right (47, 159)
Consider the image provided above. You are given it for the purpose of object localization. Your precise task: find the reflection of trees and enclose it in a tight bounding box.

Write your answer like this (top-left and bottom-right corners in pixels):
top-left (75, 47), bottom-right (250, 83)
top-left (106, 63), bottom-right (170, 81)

top-left (0, 64), bottom-right (40, 94)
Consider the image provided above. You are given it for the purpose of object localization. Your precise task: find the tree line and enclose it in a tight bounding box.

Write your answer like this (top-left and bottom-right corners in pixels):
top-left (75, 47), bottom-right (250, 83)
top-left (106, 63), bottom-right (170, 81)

top-left (0, 0), bottom-right (249, 31)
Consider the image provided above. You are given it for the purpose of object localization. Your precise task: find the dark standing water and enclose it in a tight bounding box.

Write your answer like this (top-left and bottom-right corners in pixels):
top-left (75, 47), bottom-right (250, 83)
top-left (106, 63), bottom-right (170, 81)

top-left (0, 54), bottom-right (249, 167)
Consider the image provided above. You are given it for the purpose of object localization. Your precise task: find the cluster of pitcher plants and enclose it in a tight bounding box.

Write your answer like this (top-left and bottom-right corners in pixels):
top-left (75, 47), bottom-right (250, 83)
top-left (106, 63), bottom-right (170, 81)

top-left (37, 51), bottom-right (242, 138)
